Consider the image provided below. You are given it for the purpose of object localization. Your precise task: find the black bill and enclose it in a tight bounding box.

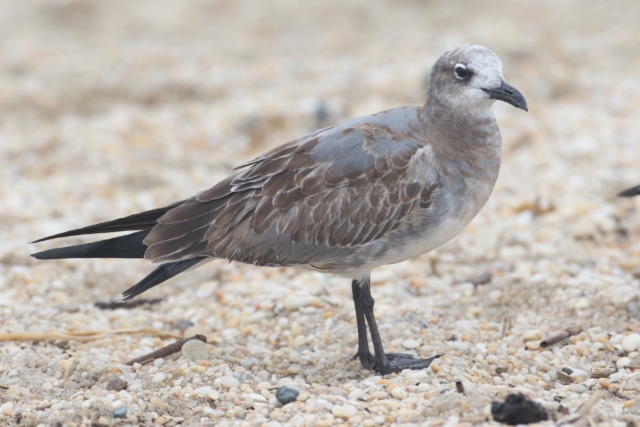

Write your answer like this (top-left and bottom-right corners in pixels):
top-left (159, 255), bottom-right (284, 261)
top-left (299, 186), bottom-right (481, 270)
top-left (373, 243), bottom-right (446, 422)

top-left (483, 80), bottom-right (528, 112)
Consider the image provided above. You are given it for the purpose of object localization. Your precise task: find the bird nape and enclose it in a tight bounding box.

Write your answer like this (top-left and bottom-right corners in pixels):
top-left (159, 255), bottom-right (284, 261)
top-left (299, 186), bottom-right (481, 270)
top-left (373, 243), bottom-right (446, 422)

top-left (31, 44), bottom-right (527, 375)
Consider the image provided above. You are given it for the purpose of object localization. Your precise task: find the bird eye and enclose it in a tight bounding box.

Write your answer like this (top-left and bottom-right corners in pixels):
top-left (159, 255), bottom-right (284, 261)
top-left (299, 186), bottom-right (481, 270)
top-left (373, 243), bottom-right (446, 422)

top-left (454, 64), bottom-right (468, 79)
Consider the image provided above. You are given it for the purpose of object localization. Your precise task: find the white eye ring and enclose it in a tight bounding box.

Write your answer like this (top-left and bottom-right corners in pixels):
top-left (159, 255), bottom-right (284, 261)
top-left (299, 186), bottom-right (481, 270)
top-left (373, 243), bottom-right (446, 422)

top-left (454, 63), bottom-right (468, 79)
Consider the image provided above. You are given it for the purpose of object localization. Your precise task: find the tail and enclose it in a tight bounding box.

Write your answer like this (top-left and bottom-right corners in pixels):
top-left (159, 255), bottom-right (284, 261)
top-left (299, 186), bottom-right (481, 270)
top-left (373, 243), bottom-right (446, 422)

top-left (32, 230), bottom-right (150, 260)
top-left (619, 185), bottom-right (640, 198)
top-left (30, 200), bottom-right (206, 300)
top-left (31, 201), bottom-right (183, 243)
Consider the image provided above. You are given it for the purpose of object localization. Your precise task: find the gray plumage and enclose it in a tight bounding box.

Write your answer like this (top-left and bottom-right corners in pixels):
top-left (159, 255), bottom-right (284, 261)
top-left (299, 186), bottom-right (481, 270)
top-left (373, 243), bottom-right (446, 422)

top-left (32, 44), bottom-right (527, 374)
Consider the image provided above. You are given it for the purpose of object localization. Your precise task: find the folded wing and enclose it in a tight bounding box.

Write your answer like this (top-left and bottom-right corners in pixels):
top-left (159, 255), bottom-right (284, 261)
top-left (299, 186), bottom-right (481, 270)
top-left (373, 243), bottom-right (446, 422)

top-left (144, 108), bottom-right (441, 268)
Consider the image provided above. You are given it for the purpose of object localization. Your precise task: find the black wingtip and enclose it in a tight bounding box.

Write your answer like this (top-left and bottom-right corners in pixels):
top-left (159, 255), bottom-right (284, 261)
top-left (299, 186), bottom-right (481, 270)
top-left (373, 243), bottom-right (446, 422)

top-left (119, 258), bottom-right (204, 301)
top-left (31, 248), bottom-right (70, 260)
top-left (29, 201), bottom-right (184, 245)
top-left (29, 231), bottom-right (149, 260)
top-left (31, 236), bottom-right (54, 244)
top-left (618, 185), bottom-right (640, 198)
top-left (30, 227), bottom-right (97, 243)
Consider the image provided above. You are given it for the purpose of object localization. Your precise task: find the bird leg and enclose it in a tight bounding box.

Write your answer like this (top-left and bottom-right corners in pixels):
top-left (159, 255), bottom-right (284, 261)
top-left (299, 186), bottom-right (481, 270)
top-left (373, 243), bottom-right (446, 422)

top-left (359, 276), bottom-right (440, 375)
top-left (351, 279), bottom-right (375, 369)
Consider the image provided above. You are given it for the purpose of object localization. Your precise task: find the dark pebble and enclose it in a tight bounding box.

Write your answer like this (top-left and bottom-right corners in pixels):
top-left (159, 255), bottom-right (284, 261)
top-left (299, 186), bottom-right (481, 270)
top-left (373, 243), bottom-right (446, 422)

top-left (112, 405), bottom-right (127, 418)
top-left (275, 386), bottom-right (299, 405)
top-left (175, 319), bottom-right (194, 330)
top-left (491, 393), bottom-right (548, 425)
top-left (106, 377), bottom-right (128, 392)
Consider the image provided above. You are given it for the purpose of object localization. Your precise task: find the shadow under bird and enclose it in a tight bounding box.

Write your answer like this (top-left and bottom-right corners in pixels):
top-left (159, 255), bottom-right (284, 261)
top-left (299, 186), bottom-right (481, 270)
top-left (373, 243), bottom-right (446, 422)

top-left (32, 44), bottom-right (527, 375)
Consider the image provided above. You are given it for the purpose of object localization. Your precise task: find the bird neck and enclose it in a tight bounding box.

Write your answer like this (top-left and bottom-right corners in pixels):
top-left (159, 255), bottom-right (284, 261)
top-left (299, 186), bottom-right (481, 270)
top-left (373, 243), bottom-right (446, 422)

top-left (420, 97), bottom-right (500, 147)
top-left (420, 97), bottom-right (502, 187)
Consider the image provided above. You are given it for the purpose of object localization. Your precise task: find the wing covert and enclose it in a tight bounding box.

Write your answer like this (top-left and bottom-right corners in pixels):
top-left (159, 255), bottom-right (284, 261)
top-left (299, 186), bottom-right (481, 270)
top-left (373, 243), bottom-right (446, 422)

top-left (144, 108), bottom-right (441, 266)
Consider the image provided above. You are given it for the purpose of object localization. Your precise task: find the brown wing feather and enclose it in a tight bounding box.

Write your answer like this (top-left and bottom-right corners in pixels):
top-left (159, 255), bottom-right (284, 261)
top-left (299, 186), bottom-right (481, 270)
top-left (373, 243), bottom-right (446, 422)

top-left (143, 108), bottom-right (440, 266)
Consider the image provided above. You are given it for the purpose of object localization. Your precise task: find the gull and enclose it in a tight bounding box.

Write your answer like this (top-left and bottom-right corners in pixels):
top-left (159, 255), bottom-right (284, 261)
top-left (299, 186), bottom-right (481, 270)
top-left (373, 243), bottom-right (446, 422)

top-left (32, 44), bottom-right (527, 375)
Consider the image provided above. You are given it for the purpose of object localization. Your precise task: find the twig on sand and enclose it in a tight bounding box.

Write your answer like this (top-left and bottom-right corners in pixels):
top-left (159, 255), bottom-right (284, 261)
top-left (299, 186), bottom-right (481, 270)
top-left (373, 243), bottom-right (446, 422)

top-left (590, 368), bottom-right (617, 379)
top-left (541, 325), bottom-right (582, 348)
top-left (94, 298), bottom-right (164, 310)
top-left (0, 327), bottom-right (181, 342)
top-left (611, 390), bottom-right (631, 401)
top-left (35, 402), bottom-right (54, 411)
top-left (124, 334), bottom-right (207, 366)
top-left (501, 316), bottom-right (512, 339)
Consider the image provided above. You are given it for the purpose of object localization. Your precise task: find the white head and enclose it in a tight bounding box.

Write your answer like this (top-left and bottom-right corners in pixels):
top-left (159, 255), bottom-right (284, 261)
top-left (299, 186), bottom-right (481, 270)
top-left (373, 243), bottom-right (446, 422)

top-left (427, 44), bottom-right (527, 113)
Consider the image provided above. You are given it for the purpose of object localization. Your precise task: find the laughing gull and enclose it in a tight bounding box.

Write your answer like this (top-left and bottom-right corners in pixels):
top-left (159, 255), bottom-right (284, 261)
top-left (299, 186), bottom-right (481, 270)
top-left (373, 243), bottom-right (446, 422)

top-left (32, 44), bottom-right (527, 374)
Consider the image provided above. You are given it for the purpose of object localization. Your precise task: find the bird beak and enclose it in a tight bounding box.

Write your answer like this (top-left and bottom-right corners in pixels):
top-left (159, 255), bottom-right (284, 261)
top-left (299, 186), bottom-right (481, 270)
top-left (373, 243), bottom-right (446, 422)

top-left (483, 81), bottom-right (528, 112)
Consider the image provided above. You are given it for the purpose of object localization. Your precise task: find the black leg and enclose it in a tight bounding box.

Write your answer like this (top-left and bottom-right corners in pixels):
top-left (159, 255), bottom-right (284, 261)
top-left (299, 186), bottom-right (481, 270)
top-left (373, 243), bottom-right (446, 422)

top-left (351, 279), bottom-right (375, 369)
top-left (360, 276), bottom-right (441, 375)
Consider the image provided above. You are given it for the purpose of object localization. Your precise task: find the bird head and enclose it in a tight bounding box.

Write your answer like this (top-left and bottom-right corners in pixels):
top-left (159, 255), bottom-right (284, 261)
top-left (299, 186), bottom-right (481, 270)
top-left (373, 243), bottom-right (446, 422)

top-left (427, 44), bottom-right (528, 114)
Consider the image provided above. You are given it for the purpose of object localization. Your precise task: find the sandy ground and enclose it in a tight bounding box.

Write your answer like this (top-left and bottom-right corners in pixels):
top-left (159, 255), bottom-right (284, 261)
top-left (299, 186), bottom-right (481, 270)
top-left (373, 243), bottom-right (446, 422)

top-left (1, 1), bottom-right (640, 426)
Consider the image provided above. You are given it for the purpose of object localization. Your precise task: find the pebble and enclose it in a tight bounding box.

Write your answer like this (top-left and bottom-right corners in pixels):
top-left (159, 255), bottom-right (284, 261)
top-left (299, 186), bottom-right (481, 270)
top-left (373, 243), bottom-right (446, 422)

top-left (6, 385), bottom-right (20, 396)
top-left (570, 384), bottom-right (587, 393)
top-left (275, 386), bottom-right (299, 405)
top-left (391, 387), bottom-right (408, 400)
top-left (220, 376), bottom-right (240, 388)
top-left (370, 391), bottom-right (388, 400)
top-left (208, 390), bottom-right (220, 401)
top-left (409, 371), bottom-right (427, 380)
top-left (623, 334), bottom-right (640, 353)
top-left (522, 330), bottom-right (543, 342)
top-left (286, 296), bottom-right (316, 310)
top-left (610, 370), bottom-right (626, 382)
top-left (181, 339), bottom-right (208, 361)
top-left (617, 357), bottom-right (631, 369)
top-left (193, 386), bottom-right (212, 396)
top-left (570, 369), bottom-right (589, 383)
top-left (113, 405), bottom-right (127, 418)
top-left (149, 396), bottom-right (166, 411)
top-left (151, 373), bottom-right (167, 384)
top-left (332, 404), bottom-right (358, 418)
top-left (1, 403), bottom-right (14, 417)
top-left (525, 340), bottom-right (542, 350)
top-left (402, 339), bottom-right (420, 349)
